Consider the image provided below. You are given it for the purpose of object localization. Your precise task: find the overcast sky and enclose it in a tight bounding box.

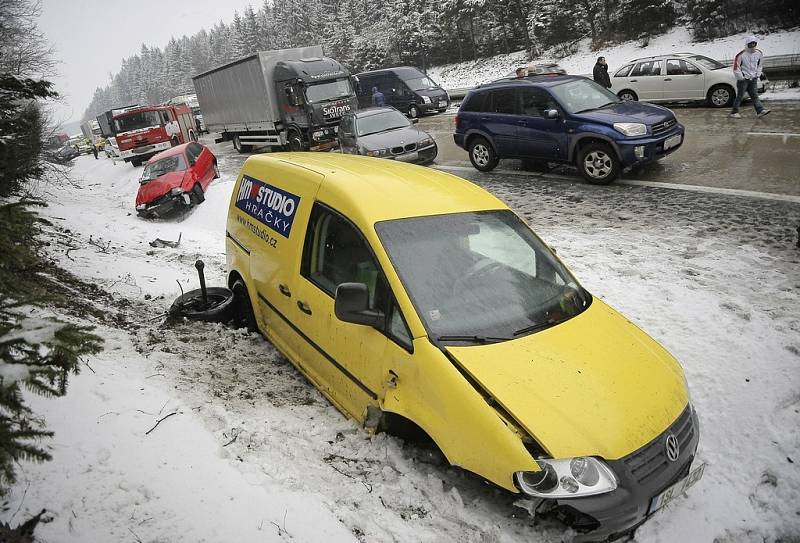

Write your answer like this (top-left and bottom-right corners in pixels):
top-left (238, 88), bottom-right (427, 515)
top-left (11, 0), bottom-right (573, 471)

top-left (39, 0), bottom-right (258, 129)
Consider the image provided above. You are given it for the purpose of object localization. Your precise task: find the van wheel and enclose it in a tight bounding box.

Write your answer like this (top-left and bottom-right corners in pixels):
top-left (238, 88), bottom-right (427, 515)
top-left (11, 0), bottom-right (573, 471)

top-left (190, 183), bottom-right (205, 205)
top-left (231, 278), bottom-right (258, 332)
top-left (408, 104), bottom-right (421, 119)
top-left (232, 135), bottom-right (252, 154)
top-left (468, 137), bottom-right (499, 172)
top-left (577, 143), bottom-right (620, 185)
top-left (617, 90), bottom-right (638, 102)
top-left (707, 84), bottom-right (734, 108)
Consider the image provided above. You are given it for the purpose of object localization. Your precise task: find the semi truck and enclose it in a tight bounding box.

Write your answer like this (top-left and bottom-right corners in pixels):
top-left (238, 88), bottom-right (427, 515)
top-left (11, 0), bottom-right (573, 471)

top-left (192, 46), bottom-right (358, 153)
top-left (111, 103), bottom-right (197, 167)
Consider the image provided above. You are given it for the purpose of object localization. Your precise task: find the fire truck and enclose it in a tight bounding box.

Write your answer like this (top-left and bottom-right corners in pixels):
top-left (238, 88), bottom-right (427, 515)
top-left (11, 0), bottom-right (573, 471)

top-left (112, 103), bottom-right (197, 166)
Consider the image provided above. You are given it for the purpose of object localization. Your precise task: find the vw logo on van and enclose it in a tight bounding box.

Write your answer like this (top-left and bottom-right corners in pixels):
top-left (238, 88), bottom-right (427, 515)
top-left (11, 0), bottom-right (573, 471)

top-left (665, 434), bottom-right (680, 462)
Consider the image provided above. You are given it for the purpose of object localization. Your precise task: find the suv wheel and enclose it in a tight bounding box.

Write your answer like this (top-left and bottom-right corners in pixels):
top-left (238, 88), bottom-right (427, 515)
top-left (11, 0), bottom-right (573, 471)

top-left (577, 143), bottom-right (620, 185)
top-left (617, 90), bottom-right (637, 102)
top-left (468, 137), bottom-right (499, 172)
top-left (707, 84), bottom-right (734, 108)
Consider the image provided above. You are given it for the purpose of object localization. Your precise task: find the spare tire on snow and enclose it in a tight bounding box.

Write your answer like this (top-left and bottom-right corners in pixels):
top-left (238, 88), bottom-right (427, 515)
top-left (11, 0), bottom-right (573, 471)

top-left (169, 287), bottom-right (236, 323)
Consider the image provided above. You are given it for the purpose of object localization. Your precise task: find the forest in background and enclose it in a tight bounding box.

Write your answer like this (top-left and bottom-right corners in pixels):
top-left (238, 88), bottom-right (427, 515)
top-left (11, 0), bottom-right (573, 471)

top-left (82, 0), bottom-right (798, 121)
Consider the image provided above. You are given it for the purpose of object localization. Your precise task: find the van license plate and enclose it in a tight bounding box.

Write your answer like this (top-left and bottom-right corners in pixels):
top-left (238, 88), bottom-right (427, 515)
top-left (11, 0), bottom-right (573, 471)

top-left (648, 462), bottom-right (705, 515)
top-left (663, 134), bottom-right (682, 150)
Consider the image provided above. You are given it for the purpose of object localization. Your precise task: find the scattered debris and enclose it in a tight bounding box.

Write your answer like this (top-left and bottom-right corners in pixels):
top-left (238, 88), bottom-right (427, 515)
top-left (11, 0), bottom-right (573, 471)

top-left (149, 232), bottom-right (182, 248)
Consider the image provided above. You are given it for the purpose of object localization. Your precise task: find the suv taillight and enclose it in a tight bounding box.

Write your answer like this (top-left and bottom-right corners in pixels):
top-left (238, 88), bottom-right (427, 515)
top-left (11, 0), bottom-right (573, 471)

top-left (454, 114), bottom-right (460, 129)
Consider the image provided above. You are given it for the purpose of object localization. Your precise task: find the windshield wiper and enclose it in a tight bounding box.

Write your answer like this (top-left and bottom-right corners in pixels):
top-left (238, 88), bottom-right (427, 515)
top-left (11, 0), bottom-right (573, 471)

top-left (598, 101), bottom-right (618, 108)
top-left (574, 102), bottom-right (617, 114)
top-left (512, 320), bottom-right (558, 337)
top-left (436, 334), bottom-right (511, 344)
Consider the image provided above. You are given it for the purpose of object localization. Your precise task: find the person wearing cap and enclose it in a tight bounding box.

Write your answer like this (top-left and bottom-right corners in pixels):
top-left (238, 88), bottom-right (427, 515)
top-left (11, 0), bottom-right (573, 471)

top-left (515, 67), bottom-right (528, 79)
top-left (730, 36), bottom-right (770, 118)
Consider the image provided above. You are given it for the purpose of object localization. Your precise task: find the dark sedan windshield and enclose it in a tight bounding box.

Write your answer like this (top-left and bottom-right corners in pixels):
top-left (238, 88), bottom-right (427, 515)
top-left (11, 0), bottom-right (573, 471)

top-left (141, 154), bottom-right (186, 182)
top-left (376, 210), bottom-right (590, 342)
top-left (550, 79), bottom-right (620, 114)
top-left (356, 110), bottom-right (410, 136)
top-left (405, 76), bottom-right (438, 91)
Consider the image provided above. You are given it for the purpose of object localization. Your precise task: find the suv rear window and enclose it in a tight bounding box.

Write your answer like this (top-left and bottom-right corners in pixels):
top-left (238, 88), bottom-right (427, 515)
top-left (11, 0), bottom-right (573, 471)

top-left (489, 88), bottom-right (515, 114)
top-left (461, 91), bottom-right (489, 112)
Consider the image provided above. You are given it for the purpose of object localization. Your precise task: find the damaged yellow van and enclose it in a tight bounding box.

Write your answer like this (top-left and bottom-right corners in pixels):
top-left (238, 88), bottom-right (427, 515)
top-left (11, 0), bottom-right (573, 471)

top-left (225, 153), bottom-right (702, 541)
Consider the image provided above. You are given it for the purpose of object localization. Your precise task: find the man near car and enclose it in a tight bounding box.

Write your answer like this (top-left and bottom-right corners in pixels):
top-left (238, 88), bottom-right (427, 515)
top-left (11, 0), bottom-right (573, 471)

top-left (371, 86), bottom-right (385, 107)
top-left (730, 36), bottom-right (770, 118)
top-left (515, 67), bottom-right (527, 79)
top-left (593, 57), bottom-right (612, 88)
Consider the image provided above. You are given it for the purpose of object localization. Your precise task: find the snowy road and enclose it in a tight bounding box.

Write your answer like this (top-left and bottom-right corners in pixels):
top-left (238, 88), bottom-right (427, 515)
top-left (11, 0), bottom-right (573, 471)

top-left (3, 151), bottom-right (799, 542)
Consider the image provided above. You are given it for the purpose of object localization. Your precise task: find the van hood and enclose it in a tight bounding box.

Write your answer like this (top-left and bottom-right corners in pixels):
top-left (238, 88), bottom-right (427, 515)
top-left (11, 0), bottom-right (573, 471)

top-left (445, 298), bottom-right (688, 460)
top-left (136, 171), bottom-right (185, 205)
top-left (572, 101), bottom-right (673, 126)
top-left (413, 87), bottom-right (449, 101)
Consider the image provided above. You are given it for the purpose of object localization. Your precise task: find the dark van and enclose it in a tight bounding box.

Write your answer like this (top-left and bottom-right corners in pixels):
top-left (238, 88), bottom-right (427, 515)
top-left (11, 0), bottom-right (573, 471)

top-left (355, 67), bottom-right (450, 118)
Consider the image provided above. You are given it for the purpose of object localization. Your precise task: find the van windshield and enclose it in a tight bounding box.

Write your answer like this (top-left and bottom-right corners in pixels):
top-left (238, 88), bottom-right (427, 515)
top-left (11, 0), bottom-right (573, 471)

top-left (356, 110), bottom-right (410, 136)
top-left (376, 210), bottom-right (590, 343)
top-left (305, 78), bottom-right (354, 103)
top-left (405, 76), bottom-right (438, 91)
top-left (549, 79), bottom-right (620, 114)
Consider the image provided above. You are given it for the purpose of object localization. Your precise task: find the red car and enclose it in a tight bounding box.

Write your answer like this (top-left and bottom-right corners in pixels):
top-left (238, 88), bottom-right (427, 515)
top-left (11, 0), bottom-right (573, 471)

top-left (135, 142), bottom-right (219, 218)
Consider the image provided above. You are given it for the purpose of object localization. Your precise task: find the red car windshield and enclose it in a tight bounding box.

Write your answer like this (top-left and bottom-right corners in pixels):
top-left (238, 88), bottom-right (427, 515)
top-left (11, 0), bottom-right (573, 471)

top-left (141, 154), bottom-right (186, 183)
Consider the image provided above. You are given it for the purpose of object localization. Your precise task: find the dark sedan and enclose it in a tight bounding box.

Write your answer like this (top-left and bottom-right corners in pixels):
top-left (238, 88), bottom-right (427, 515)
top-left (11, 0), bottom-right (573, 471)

top-left (338, 107), bottom-right (437, 165)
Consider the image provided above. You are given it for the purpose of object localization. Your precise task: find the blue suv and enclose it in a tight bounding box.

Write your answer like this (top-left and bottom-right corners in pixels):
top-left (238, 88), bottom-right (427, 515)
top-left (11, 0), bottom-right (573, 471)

top-left (454, 76), bottom-right (685, 184)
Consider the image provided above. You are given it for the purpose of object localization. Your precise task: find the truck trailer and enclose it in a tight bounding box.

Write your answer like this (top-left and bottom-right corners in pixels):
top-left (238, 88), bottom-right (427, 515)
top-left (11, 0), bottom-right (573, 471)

top-left (192, 46), bottom-right (358, 153)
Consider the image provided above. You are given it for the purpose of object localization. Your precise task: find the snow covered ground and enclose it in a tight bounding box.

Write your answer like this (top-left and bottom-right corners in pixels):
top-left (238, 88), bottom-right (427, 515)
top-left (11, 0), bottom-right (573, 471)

top-left (428, 26), bottom-right (800, 91)
top-left (2, 149), bottom-right (799, 542)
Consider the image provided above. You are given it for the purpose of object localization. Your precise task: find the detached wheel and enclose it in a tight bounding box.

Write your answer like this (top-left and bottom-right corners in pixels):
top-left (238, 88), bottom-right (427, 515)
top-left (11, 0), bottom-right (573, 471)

top-left (617, 90), bottom-right (638, 102)
top-left (408, 104), bottom-right (421, 119)
top-left (231, 278), bottom-right (257, 332)
top-left (577, 143), bottom-right (620, 185)
top-left (468, 137), bottom-right (499, 172)
top-left (190, 183), bottom-right (205, 205)
top-left (169, 287), bottom-right (235, 323)
top-left (708, 84), bottom-right (734, 108)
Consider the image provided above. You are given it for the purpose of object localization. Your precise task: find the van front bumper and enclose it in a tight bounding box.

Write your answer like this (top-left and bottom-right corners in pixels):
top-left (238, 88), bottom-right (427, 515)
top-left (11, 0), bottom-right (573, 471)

top-left (544, 405), bottom-right (700, 542)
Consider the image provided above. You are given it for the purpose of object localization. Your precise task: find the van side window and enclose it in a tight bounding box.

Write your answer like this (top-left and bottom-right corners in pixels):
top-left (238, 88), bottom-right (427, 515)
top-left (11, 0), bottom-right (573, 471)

top-left (461, 91), bottom-right (488, 112)
top-left (489, 88), bottom-right (516, 114)
top-left (518, 88), bottom-right (558, 117)
top-left (302, 204), bottom-right (413, 349)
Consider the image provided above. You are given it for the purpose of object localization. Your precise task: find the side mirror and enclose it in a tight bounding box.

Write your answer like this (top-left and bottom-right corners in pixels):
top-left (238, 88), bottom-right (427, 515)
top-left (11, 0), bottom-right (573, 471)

top-left (285, 87), bottom-right (299, 106)
top-left (544, 109), bottom-right (559, 119)
top-left (334, 282), bottom-right (384, 327)
top-left (411, 118), bottom-right (419, 124)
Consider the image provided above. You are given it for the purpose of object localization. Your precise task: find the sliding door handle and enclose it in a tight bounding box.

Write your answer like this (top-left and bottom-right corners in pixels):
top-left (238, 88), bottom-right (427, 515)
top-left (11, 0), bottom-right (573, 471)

top-left (297, 300), bottom-right (312, 315)
top-left (278, 284), bottom-right (291, 297)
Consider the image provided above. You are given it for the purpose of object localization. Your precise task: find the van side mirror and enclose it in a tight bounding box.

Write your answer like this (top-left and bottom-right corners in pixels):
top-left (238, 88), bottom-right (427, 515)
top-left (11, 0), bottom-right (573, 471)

top-left (335, 283), bottom-right (385, 327)
top-left (285, 87), bottom-right (299, 106)
top-left (544, 109), bottom-right (559, 119)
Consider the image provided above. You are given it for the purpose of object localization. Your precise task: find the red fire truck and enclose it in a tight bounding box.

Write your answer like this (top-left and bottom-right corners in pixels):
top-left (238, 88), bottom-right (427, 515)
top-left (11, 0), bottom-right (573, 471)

top-left (112, 103), bottom-right (197, 166)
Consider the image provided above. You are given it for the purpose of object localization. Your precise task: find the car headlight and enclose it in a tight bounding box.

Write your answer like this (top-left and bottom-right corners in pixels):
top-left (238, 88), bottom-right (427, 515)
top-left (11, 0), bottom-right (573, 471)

top-left (613, 123), bottom-right (647, 137)
top-left (418, 137), bottom-right (433, 147)
top-left (516, 457), bottom-right (617, 498)
top-left (422, 95), bottom-right (431, 104)
top-left (312, 130), bottom-right (323, 141)
top-left (170, 187), bottom-right (183, 195)
top-left (365, 149), bottom-right (388, 157)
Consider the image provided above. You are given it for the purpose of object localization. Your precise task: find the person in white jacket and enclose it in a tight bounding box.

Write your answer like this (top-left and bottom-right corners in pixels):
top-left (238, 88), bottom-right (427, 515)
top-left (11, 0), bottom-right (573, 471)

top-left (730, 36), bottom-right (770, 118)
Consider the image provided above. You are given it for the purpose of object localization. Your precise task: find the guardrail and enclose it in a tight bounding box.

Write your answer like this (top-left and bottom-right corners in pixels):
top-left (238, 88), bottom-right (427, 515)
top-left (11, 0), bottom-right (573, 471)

top-left (445, 54), bottom-right (800, 99)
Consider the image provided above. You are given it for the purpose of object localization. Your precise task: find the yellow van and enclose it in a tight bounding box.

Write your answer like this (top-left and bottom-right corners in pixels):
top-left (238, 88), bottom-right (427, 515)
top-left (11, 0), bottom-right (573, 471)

top-left (225, 153), bottom-right (702, 540)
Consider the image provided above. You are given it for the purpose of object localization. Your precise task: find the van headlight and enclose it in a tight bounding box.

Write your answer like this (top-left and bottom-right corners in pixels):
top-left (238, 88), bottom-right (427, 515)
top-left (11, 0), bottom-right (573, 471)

top-left (422, 95), bottom-right (431, 104)
top-left (516, 457), bottom-right (617, 498)
top-left (613, 122), bottom-right (647, 137)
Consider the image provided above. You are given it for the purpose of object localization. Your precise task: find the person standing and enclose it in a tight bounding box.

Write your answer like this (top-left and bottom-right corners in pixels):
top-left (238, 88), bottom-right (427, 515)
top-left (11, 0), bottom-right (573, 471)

top-left (730, 36), bottom-right (770, 118)
top-left (515, 67), bottom-right (528, 79)
top-left (593, 57), bottom-right (612, 88)
top-left (371, 86), bottom-right (385, 107)
top-left (91, 142), bottom-right (98, 160)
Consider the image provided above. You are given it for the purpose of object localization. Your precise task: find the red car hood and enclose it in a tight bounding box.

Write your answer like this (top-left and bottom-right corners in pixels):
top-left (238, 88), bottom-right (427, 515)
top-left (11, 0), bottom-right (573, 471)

top-left (136, 171), bottom-right (186, 205)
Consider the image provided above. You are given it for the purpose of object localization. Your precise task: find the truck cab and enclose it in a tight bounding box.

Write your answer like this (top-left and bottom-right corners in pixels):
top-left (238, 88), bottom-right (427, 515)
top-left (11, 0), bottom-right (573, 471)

top-left (113, 104), bottom-right (197, 167)
top-left (274, 57), bottom-right (359, 151)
